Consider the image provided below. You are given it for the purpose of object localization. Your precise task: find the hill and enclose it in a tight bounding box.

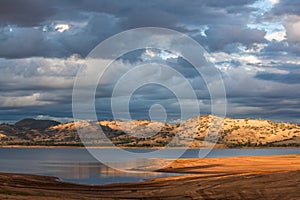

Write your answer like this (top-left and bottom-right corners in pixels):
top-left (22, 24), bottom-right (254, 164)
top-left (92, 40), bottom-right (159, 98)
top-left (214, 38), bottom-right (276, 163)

top-left (15, 118), bottom-right (60, 131)
top-left (0, 116), bottom-right (299, 148)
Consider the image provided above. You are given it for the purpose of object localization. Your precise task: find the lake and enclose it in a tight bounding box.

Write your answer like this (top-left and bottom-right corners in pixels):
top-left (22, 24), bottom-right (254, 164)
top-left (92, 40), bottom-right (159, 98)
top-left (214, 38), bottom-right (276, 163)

top-left (0, 147), bottom-right (299, 185)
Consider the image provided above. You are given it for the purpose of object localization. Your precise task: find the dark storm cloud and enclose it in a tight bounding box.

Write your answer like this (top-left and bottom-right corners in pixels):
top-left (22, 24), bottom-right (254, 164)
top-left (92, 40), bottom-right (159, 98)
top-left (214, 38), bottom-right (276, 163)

top-left (255, 72), bottom-right (300, 84)
top-left (0, 0), bottom-right (262, 58)
top-left (266, 1), bottom-right (300, 55)
top-left (270, 0), bottom-right (300, 16)
top-left (262, 40), bottom-right (289, 55)
top-left (0, 0), bottom-right (56, 26)
top-left (203, 25), bottom-right (266, 51)
top-left (226, 96), bottom-right (300, 123)
top-left (1, 0), bottom-right (300, 124)
top-left (0, 12), bottom-right (121, 58)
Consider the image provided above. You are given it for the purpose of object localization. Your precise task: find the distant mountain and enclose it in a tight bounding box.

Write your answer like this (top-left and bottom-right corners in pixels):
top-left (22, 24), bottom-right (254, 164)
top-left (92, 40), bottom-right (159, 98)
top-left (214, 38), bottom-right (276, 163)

top-left (0, 116), bottom-right (299, 147)
top-left (15, 118), bottom-right (60, 131)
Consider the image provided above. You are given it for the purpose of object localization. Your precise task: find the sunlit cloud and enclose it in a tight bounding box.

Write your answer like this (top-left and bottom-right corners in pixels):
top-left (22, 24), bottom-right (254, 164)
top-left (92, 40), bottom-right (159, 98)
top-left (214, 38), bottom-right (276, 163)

top-left (143, 48), bottom-right (179, 60)
top-left (265, 30), bottom-right (286, 41)
top-left (55, 24), bottom-right (70, 33)
top-left (268, 0), bottom-right (280, 5)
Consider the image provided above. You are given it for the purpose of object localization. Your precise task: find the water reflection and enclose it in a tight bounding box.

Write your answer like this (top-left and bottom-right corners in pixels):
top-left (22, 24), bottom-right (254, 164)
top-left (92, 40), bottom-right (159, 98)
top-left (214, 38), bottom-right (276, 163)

top-left (1, 147), bottom-right (299, 185)
top-left (43, 160), bottom-right (176, 185)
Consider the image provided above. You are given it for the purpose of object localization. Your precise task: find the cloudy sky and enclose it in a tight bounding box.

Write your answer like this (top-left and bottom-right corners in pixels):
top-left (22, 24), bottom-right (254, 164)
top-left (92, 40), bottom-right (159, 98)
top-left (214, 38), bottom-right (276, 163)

top-left (1, 0), bottom-right (300, 123)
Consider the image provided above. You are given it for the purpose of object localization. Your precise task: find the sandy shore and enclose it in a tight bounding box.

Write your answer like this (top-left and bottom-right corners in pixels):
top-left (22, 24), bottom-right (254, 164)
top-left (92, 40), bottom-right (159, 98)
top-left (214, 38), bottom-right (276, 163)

top-left (0, 154), bottom-right (299, 199)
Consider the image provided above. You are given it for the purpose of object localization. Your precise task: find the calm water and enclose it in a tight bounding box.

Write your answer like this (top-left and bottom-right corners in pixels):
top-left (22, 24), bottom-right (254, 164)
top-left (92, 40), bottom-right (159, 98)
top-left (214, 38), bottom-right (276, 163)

top-left (0, 147), bottom-right (299, 185)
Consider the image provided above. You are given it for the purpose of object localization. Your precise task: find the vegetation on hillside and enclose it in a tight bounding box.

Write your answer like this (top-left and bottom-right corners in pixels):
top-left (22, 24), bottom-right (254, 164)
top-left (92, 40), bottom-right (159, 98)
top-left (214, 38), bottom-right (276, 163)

top-left (0, 116), bottom-right (299, 148)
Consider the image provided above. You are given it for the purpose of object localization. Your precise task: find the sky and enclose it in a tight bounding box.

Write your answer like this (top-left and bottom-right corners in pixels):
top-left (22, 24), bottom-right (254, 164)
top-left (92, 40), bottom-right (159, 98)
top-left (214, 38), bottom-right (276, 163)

top-left (0, 0), bottom-right (300, 123)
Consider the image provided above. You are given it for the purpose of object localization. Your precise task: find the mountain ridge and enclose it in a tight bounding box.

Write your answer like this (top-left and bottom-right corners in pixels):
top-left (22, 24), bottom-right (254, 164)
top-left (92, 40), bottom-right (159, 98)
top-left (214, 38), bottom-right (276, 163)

top-left (0, 116), bottom-right (299, 148)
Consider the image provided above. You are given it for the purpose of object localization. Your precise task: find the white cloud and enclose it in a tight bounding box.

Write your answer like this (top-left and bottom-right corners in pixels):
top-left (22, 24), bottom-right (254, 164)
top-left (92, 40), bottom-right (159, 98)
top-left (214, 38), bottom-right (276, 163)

top-left (268, 0), bottom-right (280, 5)
top-left (284, 15), bottom-right (300, 43)
top-left (145, 49), bottom-right (156, 57)
top-left (35, 115), bottom-right (74, 123)
top-left (55, 24), bottom-right (70, 32)
top-left (265, 30), bottom-right (286, 41)
top-left (0, 93), bottom-right (52, 107)
top-left (143, 48), bottom-right (179, 61)
top-left (239, 55), bottom-right (261, 64)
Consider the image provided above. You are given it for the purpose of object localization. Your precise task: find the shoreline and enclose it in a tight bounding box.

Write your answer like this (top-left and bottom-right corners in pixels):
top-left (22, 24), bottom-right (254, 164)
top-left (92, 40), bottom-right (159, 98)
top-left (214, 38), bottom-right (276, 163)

top-left (0, 154), bottom-right (299, 199)
top-left (1, 145), bottom-right (300, 149)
